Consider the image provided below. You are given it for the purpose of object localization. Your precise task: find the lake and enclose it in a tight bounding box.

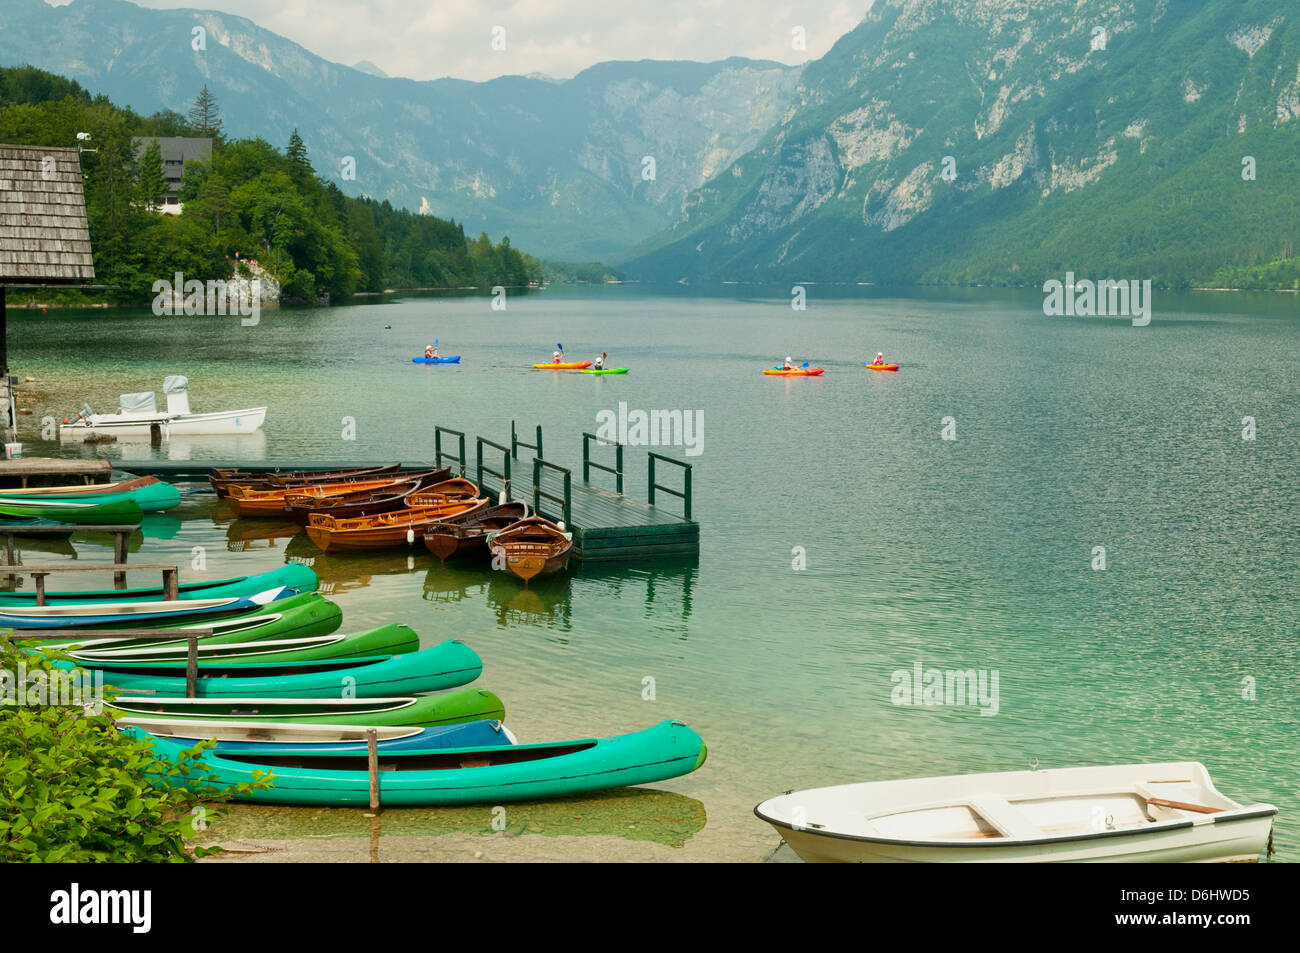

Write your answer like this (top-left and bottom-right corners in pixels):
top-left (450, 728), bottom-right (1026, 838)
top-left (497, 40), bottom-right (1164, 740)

top-left (11, 284), bottom-right (1299, 861)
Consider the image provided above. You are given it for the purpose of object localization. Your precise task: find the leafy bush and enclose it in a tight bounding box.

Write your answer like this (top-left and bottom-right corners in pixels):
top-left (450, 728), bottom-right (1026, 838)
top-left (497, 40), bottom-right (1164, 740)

top-left (0, 637), bottom-right (268, 862)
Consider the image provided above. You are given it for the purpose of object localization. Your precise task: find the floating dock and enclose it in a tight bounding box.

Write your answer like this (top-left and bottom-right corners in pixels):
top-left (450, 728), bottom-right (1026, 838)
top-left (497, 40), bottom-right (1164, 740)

top-left (110, 423), bottom-right (699, 562)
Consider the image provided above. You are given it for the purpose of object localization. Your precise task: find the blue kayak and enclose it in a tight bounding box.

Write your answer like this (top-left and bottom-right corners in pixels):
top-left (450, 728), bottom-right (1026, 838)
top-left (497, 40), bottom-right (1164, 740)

top-left (412, 356), bottom-right (461, 364)
top-left (123, 718), bottom-right (517, 754)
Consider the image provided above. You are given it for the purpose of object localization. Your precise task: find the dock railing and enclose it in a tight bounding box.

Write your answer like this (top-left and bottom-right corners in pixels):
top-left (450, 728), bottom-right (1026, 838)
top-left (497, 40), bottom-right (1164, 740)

top-left (532, 458), bottom-right (572, 528)
top-left (511, 421), bottom-right (543, 461)
top-left (582, 432), bottom-right (624, 494)
top-left (434, 426), bottom-right (467, 475)
top-left (476, 436), bottom-right (513, 500)
top-left (647, 452), bottom-right (693, 522)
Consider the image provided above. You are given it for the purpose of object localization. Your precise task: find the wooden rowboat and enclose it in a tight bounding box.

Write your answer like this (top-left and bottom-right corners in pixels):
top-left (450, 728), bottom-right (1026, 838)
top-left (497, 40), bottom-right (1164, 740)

top-left (210, 465), bottom-right (402, 498)
top-left (485, 515), bottom-right (573, 584)
top-left (405, 477), bottom-right (482, 506)
top-left (284, 469), bottom-right (450, 525)
top-left (755, 763), bottom-right (1278, 863)
top-left (226, 475), bottom-right (426, 518)
top-left (424, 501), bottom-right (530, 562)
top-left (304, 497), bottom-right (488, 553)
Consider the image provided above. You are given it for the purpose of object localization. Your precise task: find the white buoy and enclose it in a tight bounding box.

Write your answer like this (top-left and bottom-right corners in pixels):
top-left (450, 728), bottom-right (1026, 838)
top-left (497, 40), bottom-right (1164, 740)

top-left (406, 529), bottom-right (415, 544)
top-left (498, 489), bottom-right (507, 505)
top-left (556, 520), bottom-right (566, 532)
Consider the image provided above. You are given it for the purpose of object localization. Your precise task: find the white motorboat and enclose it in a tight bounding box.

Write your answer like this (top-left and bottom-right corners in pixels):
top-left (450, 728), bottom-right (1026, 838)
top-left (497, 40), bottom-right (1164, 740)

top-left (59, 376), bottom-right (266, 439)
top-left (755, 762), bottom-right (1276, 863)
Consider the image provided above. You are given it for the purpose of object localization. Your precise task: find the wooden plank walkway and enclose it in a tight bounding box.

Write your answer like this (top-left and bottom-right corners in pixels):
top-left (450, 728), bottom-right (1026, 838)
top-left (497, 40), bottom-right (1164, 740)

top-left (0, 457), bottom-right (112, 488)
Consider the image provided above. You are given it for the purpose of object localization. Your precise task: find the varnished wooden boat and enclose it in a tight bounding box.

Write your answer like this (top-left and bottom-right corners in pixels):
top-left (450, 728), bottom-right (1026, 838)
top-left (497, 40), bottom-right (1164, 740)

top-left (424, 502), bottom-right (530, 562)
top-left (485, 515), bottom-right (573, 583)
top-left (406, 477), bottom-right (482, 506)
top-left (305, 497), bottom-right (489, 552)
top-left (210, 465), bottom-right (402, 498)
top-left (226, 474), bottom-right (420, 518)
top-left (284, 469), bottom-right (450, 526)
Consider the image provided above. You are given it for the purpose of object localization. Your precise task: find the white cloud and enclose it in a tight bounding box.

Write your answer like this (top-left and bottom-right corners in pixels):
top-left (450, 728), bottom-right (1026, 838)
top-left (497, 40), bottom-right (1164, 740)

top-left (46, 0), bottom-right (863, 81)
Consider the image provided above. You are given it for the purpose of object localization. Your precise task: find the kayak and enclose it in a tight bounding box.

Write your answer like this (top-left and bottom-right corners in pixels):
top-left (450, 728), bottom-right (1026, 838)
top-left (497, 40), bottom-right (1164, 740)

top-left (31, 592), bottom-right (343, 650)
top-left (64, 624), bottom-right (418, 666)
top-left (134, 718), bottom-right (707, 806)
top-left (764, 368), bottom-right (825, 377)
top-left (412, 356), bottom-right (461, 364)
top-left (533, 362), bottom-right (592, 370)
top-left (74, 638), bottom-right (483, 698)
top-left (865, 363), bottom-right (900, 371)
top-left (0, 498), bottom-right (144, 525)
top-left (0, 476), bottom-right (181, 513)
top-left (0, 585), bottom-right (298, 630)
top-left (120, 718), bottom-right (515, 754)
top-left (580, 368), bottom-right (629, 375)
top-left (107, 687), bottom-right (506, 728)
top-left (0, 562), bottom-right (317, 606)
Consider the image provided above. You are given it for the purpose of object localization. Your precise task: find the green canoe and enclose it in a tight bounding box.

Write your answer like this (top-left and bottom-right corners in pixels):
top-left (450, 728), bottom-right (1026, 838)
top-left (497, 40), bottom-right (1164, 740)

top-left (0, 497), bottom-right (144, 525)
top-left (0, 476), bottom-right (180, 513)
top-left (29, 592), bottom-right (343, 650)
top-left (137, 719), bottom-right (707, 806)
top-left (0, 562), bottom-right (318, 606)
top-left (71, 638), bottom-right (482, 698)
top-left (64, 623), bottom-right (418, 667)
top-left (580, 367), bottom-right (629, 375)
top-left (105, 688), bottom-right (505, 728)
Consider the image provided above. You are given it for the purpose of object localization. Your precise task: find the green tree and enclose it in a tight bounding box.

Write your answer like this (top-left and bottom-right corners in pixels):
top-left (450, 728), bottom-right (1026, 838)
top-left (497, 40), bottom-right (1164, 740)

top-left (188, 84), bottom-right (222, 137)
top-left (136, 140), bottom-right (166, 211)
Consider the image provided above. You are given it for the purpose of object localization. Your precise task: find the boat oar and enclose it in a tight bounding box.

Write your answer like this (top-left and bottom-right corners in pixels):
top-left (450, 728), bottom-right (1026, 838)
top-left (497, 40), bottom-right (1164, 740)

top-left (1146, 796), bottom-right (1223, 814)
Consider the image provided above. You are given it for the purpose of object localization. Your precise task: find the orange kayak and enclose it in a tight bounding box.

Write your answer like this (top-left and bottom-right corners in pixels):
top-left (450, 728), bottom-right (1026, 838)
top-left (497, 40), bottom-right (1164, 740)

top-left (764, 367), bottom-right (825, 376)
top-left (865, 363), bottom-right (900, 371)
top-left (533, 361), bottom-right (592, 370)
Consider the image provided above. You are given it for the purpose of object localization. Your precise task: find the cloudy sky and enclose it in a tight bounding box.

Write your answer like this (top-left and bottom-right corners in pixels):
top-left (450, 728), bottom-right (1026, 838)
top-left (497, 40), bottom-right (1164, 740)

top-left (46, 0), bottom-right (866, 81)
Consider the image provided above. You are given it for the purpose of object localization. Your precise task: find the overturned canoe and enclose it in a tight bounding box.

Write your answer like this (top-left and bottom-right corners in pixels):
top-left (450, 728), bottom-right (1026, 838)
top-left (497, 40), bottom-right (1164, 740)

top-left (106, 688), bottom-right (506, 728)
top-left (0, 476), bottom-right (181, 513)
top-left (0, 584), bottom-right (298, 630)
top-left (0, 497), bottom-right (144, 525)
top-left (0, 562), bottom-right (317, 606)
top-left (137, 718), bottom-right (707, 806)
top-left (78, 638), bottom-right (482, 698)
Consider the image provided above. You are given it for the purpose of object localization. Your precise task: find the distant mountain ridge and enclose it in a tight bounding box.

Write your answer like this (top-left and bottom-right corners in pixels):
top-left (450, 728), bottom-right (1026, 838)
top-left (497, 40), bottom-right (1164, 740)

top-left (625, 0), bottom-right (1300, 288)
top-left (0, 0), bottom-right (801, 262)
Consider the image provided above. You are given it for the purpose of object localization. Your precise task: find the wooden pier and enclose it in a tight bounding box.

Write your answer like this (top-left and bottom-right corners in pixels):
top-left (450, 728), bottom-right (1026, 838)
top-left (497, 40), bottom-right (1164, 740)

top-left (0, 456), bottom-right (112, 489)
top-left (112, 424), bottom-right (700, 562)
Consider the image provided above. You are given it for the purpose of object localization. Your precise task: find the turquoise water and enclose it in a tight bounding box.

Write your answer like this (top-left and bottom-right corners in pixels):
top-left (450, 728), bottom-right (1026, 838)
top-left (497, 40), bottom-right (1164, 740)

top-left (12, 286), bottom-right (1299, 860)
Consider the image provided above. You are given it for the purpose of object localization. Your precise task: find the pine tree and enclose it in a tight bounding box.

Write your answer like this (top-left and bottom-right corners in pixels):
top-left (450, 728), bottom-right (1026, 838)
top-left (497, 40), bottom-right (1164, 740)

top-left (136, 141), bottom-right (166, 211)
top-left (286, 128), bottom-right (313, 184)
top-left (188, 85), bottom-right (222, 137)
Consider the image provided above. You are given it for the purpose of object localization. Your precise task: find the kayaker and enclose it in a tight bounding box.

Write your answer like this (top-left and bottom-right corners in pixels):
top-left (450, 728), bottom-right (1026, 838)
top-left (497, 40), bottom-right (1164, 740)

top-left (553, 348), bottom-right (563, 364)
top-left (874, 352), bottom-right (884, 366)
top-left (431, 344), bottom-right (440, 358)
top-left (424, 344), bottom-right (435, 359)
top-left (782, 356), bottom-right (793, 370)
top-left (594, 353), bottom-right (606, 370)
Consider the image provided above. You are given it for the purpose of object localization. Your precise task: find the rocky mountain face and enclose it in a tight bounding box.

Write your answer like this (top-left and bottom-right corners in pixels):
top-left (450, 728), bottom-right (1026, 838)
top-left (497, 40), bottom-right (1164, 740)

top-left (626, 0), bottom-right (1300, 287)
top-left (0, 0), bottom-right (801, 262)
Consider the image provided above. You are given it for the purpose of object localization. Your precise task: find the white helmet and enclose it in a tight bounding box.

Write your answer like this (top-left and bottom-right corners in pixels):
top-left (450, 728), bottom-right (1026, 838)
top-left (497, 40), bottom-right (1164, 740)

top-left (786, 356), bottom-right (793, 362)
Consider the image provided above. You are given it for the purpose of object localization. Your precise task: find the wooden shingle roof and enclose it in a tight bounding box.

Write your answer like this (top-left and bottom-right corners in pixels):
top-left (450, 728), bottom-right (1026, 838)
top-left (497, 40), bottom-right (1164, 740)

top-left (0, 144), bottom-right (95, 284)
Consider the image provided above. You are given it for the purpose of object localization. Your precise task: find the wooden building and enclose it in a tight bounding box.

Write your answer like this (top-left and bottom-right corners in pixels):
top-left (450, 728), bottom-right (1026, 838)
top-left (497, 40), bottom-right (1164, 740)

top-left (0, 143), bottom-right (96, 441)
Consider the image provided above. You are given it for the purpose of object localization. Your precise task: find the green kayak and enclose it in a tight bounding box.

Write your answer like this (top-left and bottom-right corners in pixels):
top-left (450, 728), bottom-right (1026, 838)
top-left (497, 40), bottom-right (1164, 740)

top-left (64, 623), bottom-right (418, 667)
top-left (0, 497), bottom-right (144, 525)
top-left (106, 688), bottom-right (505, 728)
top-left (580, 367), bottom-right (629, 375)
top-left (0, 476), bottom-right (180, 513)
top-left (136, 719), bottom-right (707, 806)
top-left (0, 562), bottom-right (317, 606)
top-left (30, 592), bottom-right (343, 650)
top-left (73, 638), bottom-right (482, 698)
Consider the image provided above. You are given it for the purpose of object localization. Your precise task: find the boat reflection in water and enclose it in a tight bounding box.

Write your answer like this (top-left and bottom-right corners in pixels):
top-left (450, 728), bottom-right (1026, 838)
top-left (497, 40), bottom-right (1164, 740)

top-left (286, 534), bottom-right (431, 594)
top-left (487, 570), bottom-right (572, 628)
top-left (213, 788), bottom-right (707, 855)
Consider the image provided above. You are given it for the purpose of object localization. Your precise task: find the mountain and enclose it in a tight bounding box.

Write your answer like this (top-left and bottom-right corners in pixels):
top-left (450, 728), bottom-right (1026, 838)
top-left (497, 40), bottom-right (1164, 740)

top-left (350, 60), bottom-right (387, 78)
top-left (0, 0), bottom-right (801, 262)
top-left (625, 0), bottom-right (1300, 288)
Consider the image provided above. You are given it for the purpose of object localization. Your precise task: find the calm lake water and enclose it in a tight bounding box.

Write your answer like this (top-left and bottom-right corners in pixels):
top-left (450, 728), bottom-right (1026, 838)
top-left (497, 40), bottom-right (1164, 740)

top-left (11, 285), bottom-right (1300, 861)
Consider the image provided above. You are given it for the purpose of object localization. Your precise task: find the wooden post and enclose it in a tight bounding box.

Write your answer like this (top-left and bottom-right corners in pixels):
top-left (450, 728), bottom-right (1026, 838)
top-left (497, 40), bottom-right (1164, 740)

top-left (185, 633), bottom-right (199, 698)
top-left (0, 284), bottom-right (7, 383)
top-left (33, 572), bottom-right (47, 606)
top-left (367, 728), bottom-right (380, 811)
top-left (163, 567), bottom-right (178, 601)
top-left (4, 533), bottom-right (13, 566)
top-left (113, 532), bottom-right (128, 589)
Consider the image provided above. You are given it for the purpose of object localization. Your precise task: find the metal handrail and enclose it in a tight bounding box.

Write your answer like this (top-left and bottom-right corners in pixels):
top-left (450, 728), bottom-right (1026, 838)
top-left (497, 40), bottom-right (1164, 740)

top-left (647, 451), bottom-right (693, 522)
top-left (531, 458), bottom-right (572, 527)
top-left (434, 426), bottom-right (466, 475)
top-left (476, 436), bottom-right (512, 499)
top-left (582, 431), bottom-right (624, 494)
top-left (511, 421), bottom-right (543, 460)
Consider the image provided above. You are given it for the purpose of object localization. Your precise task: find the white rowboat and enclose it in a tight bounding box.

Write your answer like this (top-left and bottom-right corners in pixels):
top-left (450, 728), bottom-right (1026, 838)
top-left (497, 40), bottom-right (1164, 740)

top-left (755, 762), bottom-right (1276, 863)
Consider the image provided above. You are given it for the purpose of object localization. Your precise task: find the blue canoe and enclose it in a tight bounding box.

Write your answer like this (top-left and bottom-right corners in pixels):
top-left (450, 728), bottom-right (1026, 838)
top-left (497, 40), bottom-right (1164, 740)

top-left (120, 718), bottom-right (515, 754)
top-left (0, 562), bottom-right (317, 606)
top-left (69, 638), bottom-right (483, 698)
top-left (412, 356), bottom-right (461, 364)
top-left (1, 584), bottom-right (302, 630)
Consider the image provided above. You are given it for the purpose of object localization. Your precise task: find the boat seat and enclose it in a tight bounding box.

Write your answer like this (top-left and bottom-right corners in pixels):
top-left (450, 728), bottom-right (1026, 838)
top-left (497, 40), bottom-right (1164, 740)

top-left (967, 795), bottom-right (1044, 841)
